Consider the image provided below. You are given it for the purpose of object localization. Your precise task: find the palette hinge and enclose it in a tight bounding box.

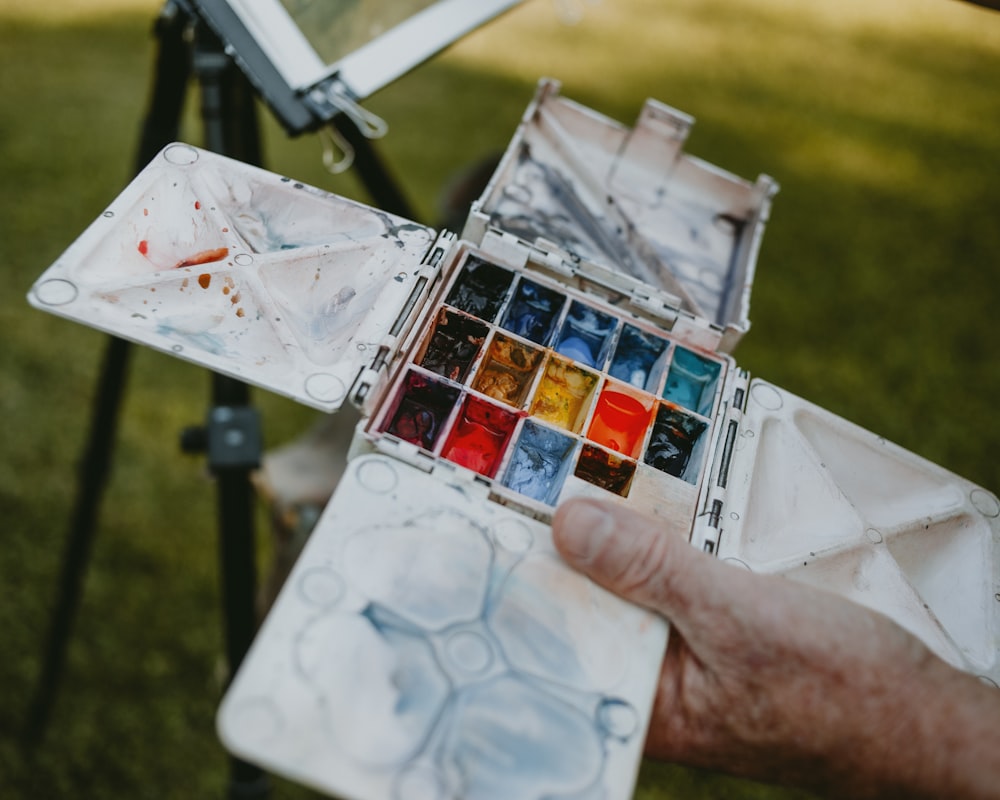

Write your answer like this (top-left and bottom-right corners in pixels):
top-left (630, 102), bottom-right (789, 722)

top-left (479, 230), bottom-right (531, 270)
top-left (424, 230), bottom-right (456, 269)
top-left (370, 436), bottom-right (438, 474)
top-left (431, 460), bottom-right (494, 499)
top-left (691, 494), bottom-right (723, 555)
top-left (527, 243), bottom-right (576, 278)
top-left (714, 369), bottom-right (751, 491)
top-left (628, 290), bottom-right (679, 326)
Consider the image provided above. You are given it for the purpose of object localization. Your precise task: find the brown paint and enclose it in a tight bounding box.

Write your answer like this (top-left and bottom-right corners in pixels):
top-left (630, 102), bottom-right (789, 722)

top-left (173, 247), bottom-right (229, 269)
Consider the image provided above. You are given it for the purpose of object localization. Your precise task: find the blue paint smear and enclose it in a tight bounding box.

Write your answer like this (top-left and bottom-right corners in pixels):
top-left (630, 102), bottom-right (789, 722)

top-left (446, 676), bottom-right (604, 800)
top-left (156, 324), bottom-right (228, 357)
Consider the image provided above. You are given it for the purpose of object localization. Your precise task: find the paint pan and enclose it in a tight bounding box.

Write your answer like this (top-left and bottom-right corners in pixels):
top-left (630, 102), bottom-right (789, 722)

top-left (417, 307), bottom-right (489, 383)
top-left (662, 346), bottom-right (721, 416)
top-left (444, 255), bottom-right (515, 322)
top-left (553, 300), bottom-right (617, 369)
top-left (501, 419), bottom-right (577, 505)
top-left (575, 443), bottom-right (636, 497)
top-left (587, 382), bottom-right (656, 460)
top-left (528, 355), bottom-right (598, 433)
top-left (383, 369), bottom-right (459, 451)
top-left (440, 395), bottom-right (519, 478)
top-left (470, 333), bottom-right (543, 408)
top-left (498, 277), bottom-right (564, 346)
top-left (608, 323), bottom-right (670, 392)
top-left (643, 404), bottom-right (708, 484)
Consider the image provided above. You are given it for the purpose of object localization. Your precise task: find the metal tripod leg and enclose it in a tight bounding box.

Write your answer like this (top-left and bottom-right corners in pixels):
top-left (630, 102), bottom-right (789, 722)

top-left (23, 1), bottom-right (193, 747)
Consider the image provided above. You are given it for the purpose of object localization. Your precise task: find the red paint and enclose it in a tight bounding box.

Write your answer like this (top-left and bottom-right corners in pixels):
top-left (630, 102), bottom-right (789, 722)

top-left (138, 240), bottom-right (149, 255)
top-left (198, 274), bottom-right (211, 289)
top-left (194, 200), bottom-right (201, 210)
top-left (587, 388), bottom-right (653, 459)
top-left (442, 396), bottom-right (518, 478)
top-left (173, 247), bottom-right (229, 269)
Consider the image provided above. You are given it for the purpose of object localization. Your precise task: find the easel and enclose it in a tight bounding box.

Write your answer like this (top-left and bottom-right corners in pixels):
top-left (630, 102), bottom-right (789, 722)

top-left (24, 3), bottom-right (416, 797)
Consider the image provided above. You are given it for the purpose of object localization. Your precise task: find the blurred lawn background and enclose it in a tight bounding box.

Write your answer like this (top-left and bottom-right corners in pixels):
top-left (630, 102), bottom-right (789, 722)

top-left (2, 0), bottom-right (999, 798)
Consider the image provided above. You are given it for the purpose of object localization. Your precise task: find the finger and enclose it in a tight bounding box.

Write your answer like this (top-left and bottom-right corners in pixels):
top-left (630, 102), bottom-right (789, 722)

top-left (551, 497), bottom-right (712, 620)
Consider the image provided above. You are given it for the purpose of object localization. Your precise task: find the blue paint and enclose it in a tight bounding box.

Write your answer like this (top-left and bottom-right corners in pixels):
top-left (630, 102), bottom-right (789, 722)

top-left (608, 324), bottom-right (670, 392)
top-left (446, 676), bottom-right (604, 800)
top-left (156, 323), bottom-right (228, 357)
top-left (554, 300), bottom-right (617, 368)
top-left (498, 278), bottom-right (564, 346)
top-left (501, 421), bottom-right (576, 505)
top-left (662, 346), bottom-right (721, 416)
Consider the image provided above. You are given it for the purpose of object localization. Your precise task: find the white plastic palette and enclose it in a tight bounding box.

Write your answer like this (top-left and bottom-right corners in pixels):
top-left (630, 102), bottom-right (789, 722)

top-left (217, 453), bottom-right (667, 800)
top-left (30, 142), bottom-right (438, 412)
top-left (720, 381), bottom-right (1000, 678)
top-left (28, 79), bottom-right (1000, 800)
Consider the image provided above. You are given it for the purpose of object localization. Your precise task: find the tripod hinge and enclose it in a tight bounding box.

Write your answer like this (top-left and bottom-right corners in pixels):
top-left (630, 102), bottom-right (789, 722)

top-left (182, 405), bottom-right (262, 472)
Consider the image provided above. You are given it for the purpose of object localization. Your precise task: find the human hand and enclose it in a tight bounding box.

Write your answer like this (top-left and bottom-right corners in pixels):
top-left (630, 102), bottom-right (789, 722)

top-left (551, 498), bottom-right (1000, 799)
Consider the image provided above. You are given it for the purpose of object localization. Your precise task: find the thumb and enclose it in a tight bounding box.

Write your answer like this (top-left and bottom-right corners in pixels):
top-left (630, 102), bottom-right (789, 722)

top-left (551, 497), bottom-right (708, 619)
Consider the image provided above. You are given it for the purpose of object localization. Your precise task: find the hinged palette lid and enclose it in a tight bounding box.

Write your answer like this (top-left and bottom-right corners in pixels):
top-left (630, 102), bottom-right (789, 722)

top-left (466, 79), bottom-right (779, 353)
top-left (27, 144), bottom-right (438, 412)
top-left (714, 379), bottom-right (1000, 685)
top-left (217, 453), bottom-right (667, 800)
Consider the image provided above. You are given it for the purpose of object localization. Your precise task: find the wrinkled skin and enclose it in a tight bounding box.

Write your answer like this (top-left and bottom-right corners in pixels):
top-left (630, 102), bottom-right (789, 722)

top-left (552, 498), bottom-right (1000, 799)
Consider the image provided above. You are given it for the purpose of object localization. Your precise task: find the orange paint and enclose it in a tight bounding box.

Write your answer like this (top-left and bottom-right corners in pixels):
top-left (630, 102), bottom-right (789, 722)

top-left (174, 247), bottom-right (229, 269)
top-left (588, 389), bottom-right (654, 459)
top-left (236, 308), bottom-right (245, 318)
top-left (198, 274), bottom-right (211, 289)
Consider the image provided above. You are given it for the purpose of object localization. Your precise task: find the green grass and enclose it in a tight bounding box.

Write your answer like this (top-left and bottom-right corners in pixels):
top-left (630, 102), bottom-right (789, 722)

top-left (1, 0), bottom-right (998, 798)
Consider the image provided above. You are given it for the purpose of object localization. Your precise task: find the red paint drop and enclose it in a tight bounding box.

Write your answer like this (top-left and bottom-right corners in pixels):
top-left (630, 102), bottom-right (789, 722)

top-left (138, 240), bottom-right (149, 255)
top-left (194, 200), bottom-right (201, 210)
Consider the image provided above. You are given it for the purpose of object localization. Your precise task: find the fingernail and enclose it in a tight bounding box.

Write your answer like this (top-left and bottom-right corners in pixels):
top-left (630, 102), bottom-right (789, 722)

top-left (558, 501), bottom-right (616, 564)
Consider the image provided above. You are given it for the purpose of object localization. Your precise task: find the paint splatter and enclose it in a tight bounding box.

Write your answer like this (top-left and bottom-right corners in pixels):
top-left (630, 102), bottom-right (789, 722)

top-left (173, 247), bottom-right (229, 269)
top-left (198, 274), bottom-right (211, 289)
top-left (138, 240), bottom-right (149, 256)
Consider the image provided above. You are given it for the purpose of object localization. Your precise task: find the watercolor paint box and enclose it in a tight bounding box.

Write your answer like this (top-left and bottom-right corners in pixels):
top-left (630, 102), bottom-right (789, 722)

top-left (28, 79), bottom-right (1000, 800)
